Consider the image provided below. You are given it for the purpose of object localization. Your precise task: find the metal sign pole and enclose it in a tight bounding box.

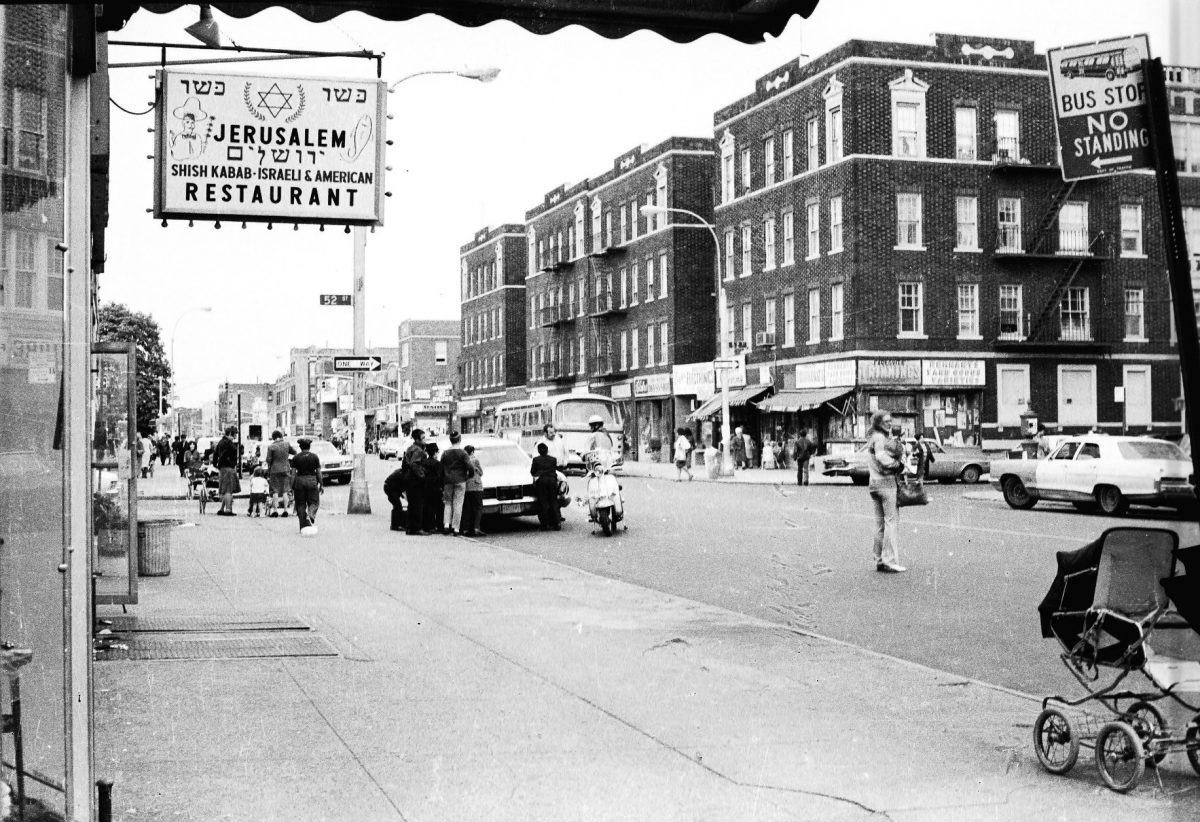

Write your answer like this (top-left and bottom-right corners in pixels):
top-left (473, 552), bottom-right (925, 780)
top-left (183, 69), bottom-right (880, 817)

top-left (347, 227), bottom-right (371, 514)
top-left (1143, 57), bottom-right (1200, 519)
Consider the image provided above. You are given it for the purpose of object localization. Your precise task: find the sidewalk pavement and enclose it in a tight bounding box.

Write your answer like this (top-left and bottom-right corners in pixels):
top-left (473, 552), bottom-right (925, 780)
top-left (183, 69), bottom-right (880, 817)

top-left (100, 479), bottom-right (1195, 820)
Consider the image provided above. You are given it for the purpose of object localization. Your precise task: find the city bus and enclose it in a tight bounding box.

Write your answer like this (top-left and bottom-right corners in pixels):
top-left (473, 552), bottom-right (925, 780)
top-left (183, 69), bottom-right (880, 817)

top-left (1059, 47), bottom-right (1134, 81)
top-left (495, 393), bottom-right (624, 473)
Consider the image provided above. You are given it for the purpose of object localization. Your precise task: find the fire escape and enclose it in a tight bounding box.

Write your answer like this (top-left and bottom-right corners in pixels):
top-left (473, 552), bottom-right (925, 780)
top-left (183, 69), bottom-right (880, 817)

top-left (535, 254), bottom-right (577, 385)
top-left (585, 242), bottom-right (627, 379)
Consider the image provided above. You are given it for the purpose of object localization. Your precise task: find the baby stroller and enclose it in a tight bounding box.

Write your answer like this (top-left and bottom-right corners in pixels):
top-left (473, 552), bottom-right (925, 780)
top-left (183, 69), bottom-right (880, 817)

top-left (1034, 526), bottom-right (1200, 792)
top-left (185, 463), bottom-right (220, 513)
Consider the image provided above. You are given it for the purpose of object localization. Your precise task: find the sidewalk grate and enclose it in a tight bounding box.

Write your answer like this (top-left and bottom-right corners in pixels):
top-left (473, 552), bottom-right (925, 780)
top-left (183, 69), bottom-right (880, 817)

top-left (96, 633), bottom-right (338, 661)
top-left (107, 613), bottom-right (310, 633)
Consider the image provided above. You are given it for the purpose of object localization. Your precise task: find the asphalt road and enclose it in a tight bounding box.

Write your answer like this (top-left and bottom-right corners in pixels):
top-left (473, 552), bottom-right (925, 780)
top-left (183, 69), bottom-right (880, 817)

top-left (362, 457), bottom-right (1200, 699)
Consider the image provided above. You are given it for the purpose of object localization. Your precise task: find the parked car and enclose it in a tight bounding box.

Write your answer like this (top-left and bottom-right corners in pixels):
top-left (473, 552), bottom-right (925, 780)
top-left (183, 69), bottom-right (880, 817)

top-left (285, 438), bottom-right (354, 484)
top-left (377, 436), bottom-right (406, 460)
top-left (822, 439), bottom-right (990, 485)
top-left (990, 434), bottom-right (1195, 516)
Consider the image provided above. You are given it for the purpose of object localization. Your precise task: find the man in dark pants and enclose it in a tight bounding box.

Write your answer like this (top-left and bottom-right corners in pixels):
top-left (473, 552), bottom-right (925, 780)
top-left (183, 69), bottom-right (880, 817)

top-left (401, 429), bottom-right (431, 535)
top-left (530, 442), bottom-right (560, 531)
top-left (383, 463), bottom-right (407, 532)
top-left (292, 438), bottom-right (323, 535)
top-left (793, 428), bottom-right (814, 486)
top-left (213, 426), bottom-right (240, 515)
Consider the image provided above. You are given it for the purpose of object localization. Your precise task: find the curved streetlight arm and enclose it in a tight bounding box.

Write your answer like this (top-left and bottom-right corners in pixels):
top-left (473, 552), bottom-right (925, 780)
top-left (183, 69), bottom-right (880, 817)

top-left (388, 66), bottom-right (500, 91)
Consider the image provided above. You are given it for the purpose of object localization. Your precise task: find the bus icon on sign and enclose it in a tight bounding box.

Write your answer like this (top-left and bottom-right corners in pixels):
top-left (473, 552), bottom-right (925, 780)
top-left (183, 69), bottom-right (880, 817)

top-left (1059, 47), bottom-right (1139, 81)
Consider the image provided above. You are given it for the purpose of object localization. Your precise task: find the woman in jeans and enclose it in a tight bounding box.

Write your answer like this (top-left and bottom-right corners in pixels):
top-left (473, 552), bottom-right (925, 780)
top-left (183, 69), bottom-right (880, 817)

top-left (867, 410), bottom-right (906, 573)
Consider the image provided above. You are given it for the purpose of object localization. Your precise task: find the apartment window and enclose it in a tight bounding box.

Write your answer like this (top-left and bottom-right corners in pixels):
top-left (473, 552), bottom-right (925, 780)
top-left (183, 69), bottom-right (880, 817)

top-left (1120, 204), bottom-right (1143, 255)
top-left (631, 328), bottom-right (639, 370)
top-left (764, 215), bottom-right (777, 270)
top-left (1060, 286), bottom-right (1091, 341)
top-left (740, 148), bottom-right (751, 191)
top-left (1059, 201), bottom-right (1089, 254)
top-left (645, 257), bottom-right (655, 302)
top-left (644, 194), bottom-right (655, 234)
top-left (618, 266), bottom-right (627, 307)
top-left (604, 212), bottom-right (613, 249)
top-left (741, 302), bottom-right (753, 348)
top-left (780, 210), bottom-right (795, 264)
top-left (827, 106), bottom-right (843, 162)
top-left (1125, 288), bottom-right (1146, 340)
top-left (630, 262), bottom-right (639, 306)
top-left (629, 201), bottom-right (639, 240)
top-left (620, 205), bottom-right (628, 243)
top-left (955, 196), bottom-right (979, 250)
top-left (806, 117), bottom-right (819, 170)
top-left (536, 239), bottom-right (544, 271)
top-left (831, 283), bottom-right (844, 340)
top-left (720, 131), bottom-right (736, 203)
top-left (896, 192), bottom-right (923, 248)
top-left (659, 321), bottom-right (669, 364)
top-left (723, 230), bottom-right (735, 281)
top-left (47, 238), bottom-right (62, 311)
top-left (435, 340), bottom-right (448, 364)
top-left (654, 167), bottom-right (667, 230)
top-left (894, 102), bottom-right (920, 157)
top-left (13, 231), bottom-right (35, 308)
top-left (658, 251), bottom-right (668, 298)
top-left (807, 288), bottom-right (820, 343)
top-left (995, 108), bottom-right (1020, 160)
top-left (955, 106), bottom-right (977, 160)
top-left (591, 197), bottom-right (602, 253)
top-left (765, 297), bottom-right (777, 337)
top-left (957, 283), bottom-right (979, 338)
top-left (829, 196), bottom-right (843, 252)
top-left (806, 201), bottom-right (820, 258)
top-left (1172, 121), bottom-right (1200, 173)
top-left (784, 293), bottom-right (795, 346)
top-left (12, 88), bottom-right (47, 173)
top-left (782, 129), bottom-right (794, 179)
top-left (763, 135), bottom-right (776, 186)
top-left (998, 285), bottom-right (1025, 340)
top-left (997, 197), bottom-right (1022, 251)
top-left (577, 277), bottom-right (586, 317)
top-left (741, 224), bottom-right (752, 277)
top-left (578, 334), bottom-right (586, 373)
top-left (645, 324), bottom-right (655, 367)
top-left (898, 282), bottom-right (924, 336)
top-left (574, 204), bottom-right (585, 258)
top-left (620, 330), bottom-right (628, 371)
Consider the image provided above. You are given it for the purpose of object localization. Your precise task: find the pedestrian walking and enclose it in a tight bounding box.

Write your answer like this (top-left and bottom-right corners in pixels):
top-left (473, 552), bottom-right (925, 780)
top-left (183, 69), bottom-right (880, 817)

top-left (672, 427), bottom-right (693, 481)
top-left (383, 461), bottom-right (407, 532)
top-left (423, 442), bottom-right (445, 534)
top-left (539, 423), bottom-right (568, 468)
top-left (291, 438), bottom-right (322, 535)
top-left (530, 442), bottom-right (560, 530)
top-left (172, 434), bottom-right (186, 477)
top-left (915, 432), bottom-right (936, 480)
top-left (461, 444), bottom-right (486, 536)
top-left (793, 429), bottom-right (814, 486)
top-left (157, 435), bottom-right (171, 467)
top-left (867, 410), bottom-right (906, 573)
top-left (213, 426), bottom-right (240, 516)
top-left (247, 467), bottom-right (269, 517)
top-left (440, 432), bottom-right (471, 536)
top-left (729, 426), bottom-right (746, 470)
top-left (139, 431), bottom-right (155, 478)
top-left (262, 430), bottom-right (296, 517)
top-left (402, 430), bottom-right (430, 535)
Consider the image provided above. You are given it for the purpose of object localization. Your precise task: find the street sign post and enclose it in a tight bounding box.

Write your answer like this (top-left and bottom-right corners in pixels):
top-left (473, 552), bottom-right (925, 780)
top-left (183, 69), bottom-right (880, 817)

top-left (333, 356), bottom-right (381, 372)
top-left (1047, 34), bottom-right (1153, 180)
top-left (319, 294), bottom-right (353, 306)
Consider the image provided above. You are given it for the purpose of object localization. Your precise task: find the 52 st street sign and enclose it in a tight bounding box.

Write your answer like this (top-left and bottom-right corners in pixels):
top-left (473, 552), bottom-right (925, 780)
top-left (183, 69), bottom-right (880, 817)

top-left (1047, 35), bottom-right (1153, 180)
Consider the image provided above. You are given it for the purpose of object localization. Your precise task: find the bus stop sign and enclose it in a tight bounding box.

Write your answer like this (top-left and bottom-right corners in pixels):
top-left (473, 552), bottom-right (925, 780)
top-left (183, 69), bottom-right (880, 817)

top-left (1047, 34), bottom-right (1153, 181)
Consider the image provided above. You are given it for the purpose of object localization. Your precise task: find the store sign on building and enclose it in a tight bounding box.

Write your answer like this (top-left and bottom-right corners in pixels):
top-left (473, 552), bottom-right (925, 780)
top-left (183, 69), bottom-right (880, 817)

top-left (457, 399), bottom-right (480, 415)
top-left (633, 374), bottom-right (672, 397)
top-left (826, 360), bottom-right (857, 387)
top-left (611, 383), bottom-right (633, 400)
top-left (673, 362), bottom-right (716, 400)
top-left (922, 359), bottom-right (986, 387)
top-left (155, 70), bottom-right (386, 224)
top-left (1046, 35), bottom-right (1153, 180)
top-left (858, 359), bottom-right (921, 386)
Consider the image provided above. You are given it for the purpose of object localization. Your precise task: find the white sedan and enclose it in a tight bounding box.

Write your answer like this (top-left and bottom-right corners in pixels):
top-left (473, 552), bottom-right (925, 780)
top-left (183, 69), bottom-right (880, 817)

top-left (990, 435), bottom-right (1195, 516)
top-left (428, 435), bottom-right (568, 519)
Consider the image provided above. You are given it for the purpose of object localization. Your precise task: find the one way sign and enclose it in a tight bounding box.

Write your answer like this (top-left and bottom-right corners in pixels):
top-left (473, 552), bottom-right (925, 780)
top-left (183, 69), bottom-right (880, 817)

top-left (1047, 35), bottom-right (1154, 181)
top-left (333, 356), bottom-right (382, 372)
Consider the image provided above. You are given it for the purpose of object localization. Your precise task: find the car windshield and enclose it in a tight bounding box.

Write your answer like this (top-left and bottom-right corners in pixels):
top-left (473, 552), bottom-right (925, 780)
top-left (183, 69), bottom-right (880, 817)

top-left (1117, 441), bottom-right (1187, 461)
top-left (472, 444), bottom-right (534, 469)
top-left (554, 400), bottom-right (619, 427)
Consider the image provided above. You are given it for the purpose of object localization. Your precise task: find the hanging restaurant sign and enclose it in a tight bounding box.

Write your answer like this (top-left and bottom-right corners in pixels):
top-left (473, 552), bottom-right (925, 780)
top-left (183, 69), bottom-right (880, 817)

top-left (154, 70), bottom-right (386, 225)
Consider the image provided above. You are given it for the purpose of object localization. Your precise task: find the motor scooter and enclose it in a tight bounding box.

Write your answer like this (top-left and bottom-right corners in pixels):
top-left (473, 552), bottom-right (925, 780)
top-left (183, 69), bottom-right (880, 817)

top-left (581, 450), bottom-right (624, 536)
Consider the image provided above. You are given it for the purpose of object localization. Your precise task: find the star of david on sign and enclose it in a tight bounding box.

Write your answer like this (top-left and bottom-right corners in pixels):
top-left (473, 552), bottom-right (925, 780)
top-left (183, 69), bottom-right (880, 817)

top-left (256, 83), bottom-right (294, 118)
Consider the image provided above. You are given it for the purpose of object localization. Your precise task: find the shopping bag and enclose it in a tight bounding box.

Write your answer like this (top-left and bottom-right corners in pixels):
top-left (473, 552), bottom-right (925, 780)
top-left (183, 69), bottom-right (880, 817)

top-left (896, 476), bottom-right (928, 507)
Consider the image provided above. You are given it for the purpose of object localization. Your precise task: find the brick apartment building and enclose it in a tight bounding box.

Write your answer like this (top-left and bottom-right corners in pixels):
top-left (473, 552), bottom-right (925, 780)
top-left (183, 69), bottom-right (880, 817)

top-left (458, 224), bottom-right (528, 433)
top-left (708, 32), bottom-right (1200, 454)
top-left (398, 319), bottom-right (460, 434)
top-left (523, 137), bottom-right (717, 460)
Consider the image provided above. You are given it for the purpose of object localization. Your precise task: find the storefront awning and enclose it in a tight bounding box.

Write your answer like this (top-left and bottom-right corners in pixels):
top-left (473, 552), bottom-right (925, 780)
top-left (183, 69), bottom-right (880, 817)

top-left (686, 384), bottom-right (772, 421)
top-left (755, 387), bottom-right (852, 414)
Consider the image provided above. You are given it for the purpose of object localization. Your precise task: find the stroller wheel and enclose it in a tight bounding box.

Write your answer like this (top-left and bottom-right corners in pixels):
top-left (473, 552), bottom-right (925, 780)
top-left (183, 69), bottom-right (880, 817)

top-left (1123, 701), bottom-right (1167, 767)
top-left (1186, 724), bottom-right (1200, 777)
top-left (1095, 721), bottom-right (1145, 792)
top-left (1033, 708), bottom-right (1080, 775)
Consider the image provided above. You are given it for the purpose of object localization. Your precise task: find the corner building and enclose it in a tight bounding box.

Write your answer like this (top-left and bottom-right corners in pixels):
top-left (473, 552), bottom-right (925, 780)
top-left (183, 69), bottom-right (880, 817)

top-left (459, 224), bottom-right (528, 433)
top-left (524, 138), bottom-right (716, 461)
top-left (711, 33), bottom-right (1198, 451)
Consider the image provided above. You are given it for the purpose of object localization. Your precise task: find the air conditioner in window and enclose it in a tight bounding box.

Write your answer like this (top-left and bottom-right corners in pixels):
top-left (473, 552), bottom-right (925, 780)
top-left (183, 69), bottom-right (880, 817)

top-left (755, 331), bottom-right (776, 348)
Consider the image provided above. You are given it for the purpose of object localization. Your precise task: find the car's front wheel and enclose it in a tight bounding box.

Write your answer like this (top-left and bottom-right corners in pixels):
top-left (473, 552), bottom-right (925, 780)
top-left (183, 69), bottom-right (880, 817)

top-left (959, 465), bottom-right (982, 484)
top-left (1094, 485), bottom-right (1128, 517)
top-left (1002, 476), bottom-right (1037, 510)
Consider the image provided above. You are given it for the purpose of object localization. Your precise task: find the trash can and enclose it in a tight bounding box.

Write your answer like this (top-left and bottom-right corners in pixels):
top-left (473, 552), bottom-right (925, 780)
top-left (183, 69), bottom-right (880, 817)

top-left (136, 519), bottom-right (174, 577)
top-left (704, 447), bottom-right (721, 479)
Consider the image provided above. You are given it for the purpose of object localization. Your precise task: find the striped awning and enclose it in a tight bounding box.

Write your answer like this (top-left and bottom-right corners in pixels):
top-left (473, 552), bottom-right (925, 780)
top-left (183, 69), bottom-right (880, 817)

top-left (686, 384), bottom-right (773, 421)
top-left (755, 387), bottom-right (852, 414)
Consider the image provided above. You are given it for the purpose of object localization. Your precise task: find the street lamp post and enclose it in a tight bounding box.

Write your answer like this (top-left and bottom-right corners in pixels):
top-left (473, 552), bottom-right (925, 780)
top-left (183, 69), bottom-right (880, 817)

top-left (345, 66), bottom-right (500, 515)
top-left (640, 204), bottom-right (734, 477)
